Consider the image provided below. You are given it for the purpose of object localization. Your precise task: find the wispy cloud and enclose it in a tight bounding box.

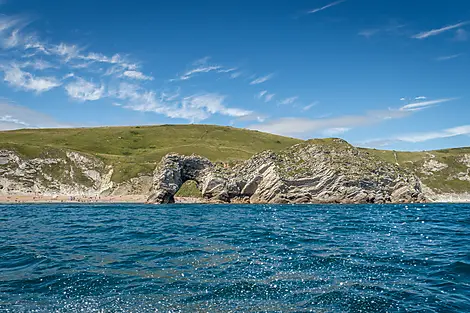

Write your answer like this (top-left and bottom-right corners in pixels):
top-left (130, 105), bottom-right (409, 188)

top-left (302, 102), bottom-right (318, 111)
top-left (399, 98), bottom-right (456, 111)
top-left (250, 73), bottom-right (274, 85)
top-left (454, 29), bottom-right (468, 41)
top-left (395, 125), bottom-right (470, 143)
top-left (0, 101), bottom-right (67, 130)
top-left (307, 0), bottom-right (346, 15)
top-left (256, 90), bottom-right (275, 103)
top-left (2, 65), bottom-right (61, 93)
top-left (121, 70), bottom-right (153, 81)
top-left (20, 59), bottom-right (56, 70)
top-left (363, 125), bottom-right (470, 147)
top-left (322, 127), bottom-right (350, 136)
top-left (256, 90), bottom-right (268, 99)
top-left (172, 58), bottom-right (237, 81)
top-left (249, 98), bottom-right (455, 137)
top-left (110, 83), bottom-right (253, 123)
top-left (180, 94), bottom-right (252, 121)
top-left (264, 93), bottom-right (275, 103)
top-left (358, 29), bottom-right (380, 38)
top-left (358, 22), bottom-right (407, 39)
top-left (436, 54), bottom-right (463, 61)
top-left (412, 21), bottom-right (469, 39)
top-left (278, 96), bottom-right (298, 105)
top-left (230, 71), bottom-right (242, 79)
top-left (65, 77), bottom-right (105, 101)
top-left (178, 65), bottom-right (222, 81)
top-left (234, 112), bottom-right (267, 123)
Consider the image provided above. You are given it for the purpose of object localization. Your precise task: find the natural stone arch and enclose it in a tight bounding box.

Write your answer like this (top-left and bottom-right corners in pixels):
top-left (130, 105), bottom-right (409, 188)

top-left (147, 154), bottom-right (214, 204)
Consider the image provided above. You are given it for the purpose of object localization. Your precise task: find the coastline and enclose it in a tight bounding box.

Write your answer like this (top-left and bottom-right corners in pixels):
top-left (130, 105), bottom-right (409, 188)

top-left (0, 195), bottom-right (206, 204)
top-left (1, 195), bottom-right (469, 204)
top-left (0, 195), bottom-right (148, 204)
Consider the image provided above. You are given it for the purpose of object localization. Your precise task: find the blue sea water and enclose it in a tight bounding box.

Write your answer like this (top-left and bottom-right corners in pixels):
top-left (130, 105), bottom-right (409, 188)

top-left (0, 203), bottom-right (469, 313)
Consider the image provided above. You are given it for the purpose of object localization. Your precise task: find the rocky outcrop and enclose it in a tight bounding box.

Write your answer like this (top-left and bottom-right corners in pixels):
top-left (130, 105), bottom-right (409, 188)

top-left (148, 139), bottom-right (426, 204)
top-left (0, 149), bottom-right (151, 196)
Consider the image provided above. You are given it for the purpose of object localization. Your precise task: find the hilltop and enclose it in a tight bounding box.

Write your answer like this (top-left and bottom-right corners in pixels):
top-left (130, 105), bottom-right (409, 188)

top-left (0, 125), bottom-right (301, 183)
top-left (0, 125), bottom-right (469, 201)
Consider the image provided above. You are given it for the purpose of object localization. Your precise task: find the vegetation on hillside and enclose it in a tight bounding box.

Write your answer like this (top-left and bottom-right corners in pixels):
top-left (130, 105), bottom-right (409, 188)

top-left (1, 125), bottom-right (468, 194)
top-left (363, 147), bottom-right (470, 193)
top-left (0, 125), bottom-right (301, 183)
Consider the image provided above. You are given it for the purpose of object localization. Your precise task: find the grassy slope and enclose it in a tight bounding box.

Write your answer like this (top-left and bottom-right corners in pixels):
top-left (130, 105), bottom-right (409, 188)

top-left (0, 124), bottom-right (301, 183)
top-left (362, 147), bottom-right (470, 193)
top-left (1, 125), bottom-right (468, 194)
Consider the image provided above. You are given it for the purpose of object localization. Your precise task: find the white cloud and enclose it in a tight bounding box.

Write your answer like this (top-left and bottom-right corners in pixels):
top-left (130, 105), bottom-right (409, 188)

top-left (20, 59), bottom-right (56, 70)
top-left (399, 98), bottom-right (455, 111)
top-left (358, 23), bottom-right (406, 39)
top-left (395, 125), bottom-right (470, 143)
top-left (122, 70), bottom-right (153, 81)
top-left (193, 56), bottom-right (211, 66)
top-left (256, 90), bottom-right (276, 103)
top-left (230, 72), bottom-right (242, 79)
top-left (322, 127), bottom-right (350, 136)
top-left (0, 101), bottom-right (66, 130)
top-left (264, 93), bottom-right (275, 102)
top-left (364, 125), bottom-right (470, 146)
top-left (177, 65), bottom-right (222, 81)
top-left (412, 21), bottom-right (469, 39)
top-left (248, 98), bottom-right (455, 136)
top-left (302, 102), bottom-right (318, 111)
top-left (358, 29), bottom-right (380, 38)
top-left (65, 77), bottom-right (105, 101)
top-left (278, 96), bottom-right (298, 105)
top-left (49, 42), bottom-right (81, 61)
top-left (2, 65), bottom-right (61, 93)
top-left (436, 54), bottom-right (463, 61)
top-left (0, 15), bottom-right (22, 33)
top-left (250, 73), bottom-right (274, 85)
top-left (454, 29), bottom-right (468, 41)
top-left (218, 68), bottom-right (237, 73)
top-left (0, 114), bottom-right (29, 127)
top-left (414, 96), bottom-right (426, 100)
top-left (179, 94), bottom-right (252, 121)
top-left (112, 83), bottom-right (253, 123)
top-left (307, 0), bottom-right (346, 14)
top-left (257, 90), bottom-right (268, 99)
top-left (3, 28), bottom-right (21, 48)
top-left (234, 112), bottom-right (267, 122)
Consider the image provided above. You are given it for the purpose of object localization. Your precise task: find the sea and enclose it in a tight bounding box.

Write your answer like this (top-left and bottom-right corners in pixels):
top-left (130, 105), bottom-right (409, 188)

top-left (0, 203), bottom-right (469, 313)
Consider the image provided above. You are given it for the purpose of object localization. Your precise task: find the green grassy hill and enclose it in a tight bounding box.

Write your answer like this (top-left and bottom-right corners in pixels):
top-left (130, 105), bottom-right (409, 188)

top-left (1, 125), bottom-right (469, 195)
top-left (362, 147), bottom-right (470, 194)
top-left (0, 124), bottom-right (301, 183)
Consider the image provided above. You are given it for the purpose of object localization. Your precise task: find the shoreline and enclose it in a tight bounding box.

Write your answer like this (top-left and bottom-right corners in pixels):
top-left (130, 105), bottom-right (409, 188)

top-left (0, 195), bottom-right (148, 204)
top-left (1, 195), bottom-right (469, 204)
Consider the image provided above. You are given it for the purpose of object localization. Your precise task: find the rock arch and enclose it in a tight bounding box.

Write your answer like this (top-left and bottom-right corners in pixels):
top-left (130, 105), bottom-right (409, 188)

top-left (146, 154), bottom-right (215, 204)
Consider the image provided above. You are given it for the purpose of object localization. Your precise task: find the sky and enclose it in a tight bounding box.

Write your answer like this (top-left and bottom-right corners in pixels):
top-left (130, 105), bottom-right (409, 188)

top-left (0, 0), bottom-right (469, 151)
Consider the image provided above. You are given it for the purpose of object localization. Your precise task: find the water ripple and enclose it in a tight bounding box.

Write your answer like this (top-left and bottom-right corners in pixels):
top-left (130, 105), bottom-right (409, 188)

top-left (0, 203), bottom-right (469, 312)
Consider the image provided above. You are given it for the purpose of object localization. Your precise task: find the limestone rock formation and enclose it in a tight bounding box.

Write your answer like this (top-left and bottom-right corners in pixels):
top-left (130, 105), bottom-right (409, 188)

top-left (0, 149), bottom-right (151, 196)
top-left (148, 139), bottom-right (426, 204)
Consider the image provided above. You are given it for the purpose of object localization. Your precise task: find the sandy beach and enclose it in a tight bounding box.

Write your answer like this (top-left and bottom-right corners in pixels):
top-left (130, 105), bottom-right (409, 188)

top-left (0, 195), bottom-right (148, 204)
top-left (0, 195), bottom-right (208, 204)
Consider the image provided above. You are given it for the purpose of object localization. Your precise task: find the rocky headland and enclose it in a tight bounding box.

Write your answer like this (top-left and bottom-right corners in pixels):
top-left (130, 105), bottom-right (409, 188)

top-left (148, 139), bottom-right (425, 204)
top-left (1, 125), bottom-right (469, 204)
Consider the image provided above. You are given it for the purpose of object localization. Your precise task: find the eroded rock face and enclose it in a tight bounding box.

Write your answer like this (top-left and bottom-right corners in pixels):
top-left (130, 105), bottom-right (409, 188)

top-left (148, 140), bottom-right (426, 204)
top-left (0, 149), bottom-right (155, 197)
top-left (0, 149), bottom-right (111, 196)
top-left (147, 154), bottom-right (215, 203)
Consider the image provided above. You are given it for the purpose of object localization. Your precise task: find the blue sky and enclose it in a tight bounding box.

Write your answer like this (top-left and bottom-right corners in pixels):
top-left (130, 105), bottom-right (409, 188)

top-left (0, 0), bottom-right (469, 151)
